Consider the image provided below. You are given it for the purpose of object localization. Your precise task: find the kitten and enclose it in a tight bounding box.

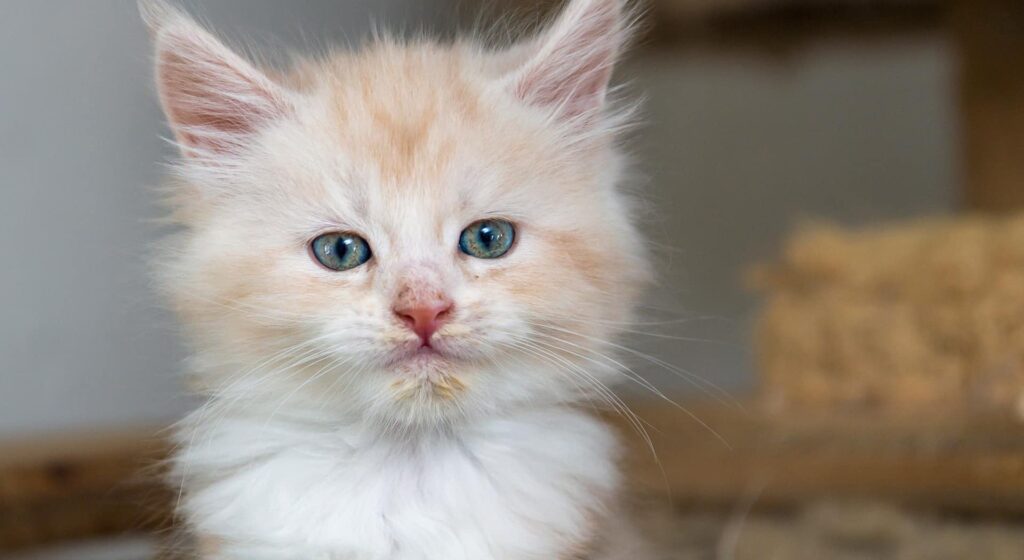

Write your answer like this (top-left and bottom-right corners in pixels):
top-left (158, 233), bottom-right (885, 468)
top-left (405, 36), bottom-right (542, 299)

top-left (142, 0), bottom-right (653, 557)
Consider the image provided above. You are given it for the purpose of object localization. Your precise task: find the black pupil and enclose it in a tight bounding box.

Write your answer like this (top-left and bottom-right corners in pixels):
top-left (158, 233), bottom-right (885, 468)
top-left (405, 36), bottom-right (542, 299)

top-left (332, 237), bottom-right (351, 260)
top-left (478, 224), bottom-right (498, 248)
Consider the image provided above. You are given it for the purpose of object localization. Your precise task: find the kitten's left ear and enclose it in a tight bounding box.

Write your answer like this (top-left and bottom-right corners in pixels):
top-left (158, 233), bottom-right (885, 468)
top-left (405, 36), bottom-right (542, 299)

top-left (508, 0), bottom-right (630, 123)
top-left (140, 0), bottom-right (293, 158)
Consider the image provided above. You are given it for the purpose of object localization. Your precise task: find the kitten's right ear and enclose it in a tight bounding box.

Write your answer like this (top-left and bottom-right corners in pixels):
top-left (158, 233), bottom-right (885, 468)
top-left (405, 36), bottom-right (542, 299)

top-left (140, 0), bottom-right (292, 158)
top-left (505, 0), bottom-right (630, 125)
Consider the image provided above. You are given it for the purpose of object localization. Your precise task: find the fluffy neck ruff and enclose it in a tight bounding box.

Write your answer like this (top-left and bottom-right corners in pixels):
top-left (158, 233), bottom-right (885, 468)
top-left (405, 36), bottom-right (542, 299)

top-left (173, 400), bottom-right (621, 559)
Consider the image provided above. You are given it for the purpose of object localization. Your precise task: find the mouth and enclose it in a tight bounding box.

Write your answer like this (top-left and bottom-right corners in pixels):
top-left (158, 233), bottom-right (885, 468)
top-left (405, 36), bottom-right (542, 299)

top-left (387, 341), bottom-right (453, 369)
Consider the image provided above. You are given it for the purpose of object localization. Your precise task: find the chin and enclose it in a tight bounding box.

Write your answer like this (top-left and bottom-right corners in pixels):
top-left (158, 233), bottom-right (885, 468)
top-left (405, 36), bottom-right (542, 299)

top-left (361, 341), bottom-right (478, 427)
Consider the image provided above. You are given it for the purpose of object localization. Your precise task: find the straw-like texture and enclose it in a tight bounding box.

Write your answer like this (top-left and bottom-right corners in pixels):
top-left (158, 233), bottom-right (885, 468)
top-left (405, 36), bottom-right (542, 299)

top-left (751, 214), bottom-right (1024, 413)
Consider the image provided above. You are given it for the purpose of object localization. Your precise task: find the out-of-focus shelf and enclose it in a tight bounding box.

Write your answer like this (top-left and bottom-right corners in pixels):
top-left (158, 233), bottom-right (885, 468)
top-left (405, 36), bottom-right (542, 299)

top-left (611, 399), bottom-right (1024, 515)
top-left (492, 0), bottom-right (945, 50)
top-left (2, 398), bottom-right (1024, 552)
top-left (954, 0), bottom-right (1024, 212)
top-left (0, 429), bottom-right (170, 552)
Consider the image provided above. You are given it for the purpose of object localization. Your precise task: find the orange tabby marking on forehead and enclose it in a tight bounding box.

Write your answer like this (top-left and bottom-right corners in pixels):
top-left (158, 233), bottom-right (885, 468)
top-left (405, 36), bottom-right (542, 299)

top-left (317, 44), bottom-right (483, 186)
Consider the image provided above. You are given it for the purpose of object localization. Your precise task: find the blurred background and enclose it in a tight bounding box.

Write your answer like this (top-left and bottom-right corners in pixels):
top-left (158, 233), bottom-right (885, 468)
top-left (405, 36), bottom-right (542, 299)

top-left (2, 0), bottom-right (1023, 558)
top-left (0, 0), bottom-right (957, 437)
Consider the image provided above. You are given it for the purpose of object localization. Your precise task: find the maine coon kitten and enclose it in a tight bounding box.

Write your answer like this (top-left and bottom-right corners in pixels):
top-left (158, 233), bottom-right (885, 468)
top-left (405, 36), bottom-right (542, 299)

top-left (143, 0), bottom-right (654, 557)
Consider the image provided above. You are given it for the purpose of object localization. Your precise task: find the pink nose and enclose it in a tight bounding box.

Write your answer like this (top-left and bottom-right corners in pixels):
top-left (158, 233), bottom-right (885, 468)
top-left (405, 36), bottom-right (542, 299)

top-left (394, 301), bottom-right (453, 345)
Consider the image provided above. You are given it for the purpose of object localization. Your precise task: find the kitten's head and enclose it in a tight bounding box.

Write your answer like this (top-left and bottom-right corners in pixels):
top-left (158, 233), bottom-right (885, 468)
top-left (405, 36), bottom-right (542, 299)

top-left (145, 0), bottom-right (650, 428)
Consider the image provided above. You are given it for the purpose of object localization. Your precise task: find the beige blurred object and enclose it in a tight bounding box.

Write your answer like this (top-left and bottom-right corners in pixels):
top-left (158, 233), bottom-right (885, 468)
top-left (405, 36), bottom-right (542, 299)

top-left (751, 214), bottom-right (1024, 412)
top-left (638, 501), bottom-right (1024, 560)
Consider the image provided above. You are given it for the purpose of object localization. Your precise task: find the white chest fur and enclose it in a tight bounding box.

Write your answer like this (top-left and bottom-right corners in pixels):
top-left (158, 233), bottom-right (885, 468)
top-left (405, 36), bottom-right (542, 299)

top-left (174, 406), bottom-right (621, 560)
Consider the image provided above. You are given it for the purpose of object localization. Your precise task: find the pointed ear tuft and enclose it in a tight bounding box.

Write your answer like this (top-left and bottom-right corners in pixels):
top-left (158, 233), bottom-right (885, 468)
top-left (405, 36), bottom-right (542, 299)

top-left (141, 1), bottom-right (291, 157)
top-left (511, 0), bottom-right (629, 123)
top-left (138, 0), bottom-right (180, 36)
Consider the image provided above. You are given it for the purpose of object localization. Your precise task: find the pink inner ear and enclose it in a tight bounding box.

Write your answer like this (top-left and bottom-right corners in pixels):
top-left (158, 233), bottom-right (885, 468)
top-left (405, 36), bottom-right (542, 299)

top-left (515, 0), bottom-right (622, 121)
top-left (157, 27), bottom-right (288, 156)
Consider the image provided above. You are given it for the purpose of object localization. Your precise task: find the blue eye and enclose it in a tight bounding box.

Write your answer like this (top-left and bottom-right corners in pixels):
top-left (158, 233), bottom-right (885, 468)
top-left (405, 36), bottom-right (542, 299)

top-left (311, 232), bottom-right (372, 271)
top-left (459, 219), bottom-right (515, 259)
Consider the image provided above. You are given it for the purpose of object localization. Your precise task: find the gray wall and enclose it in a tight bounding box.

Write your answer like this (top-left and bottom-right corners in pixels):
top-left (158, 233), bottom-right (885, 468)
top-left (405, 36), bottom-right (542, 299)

top-left (624, 38), bottom-right (958, 395)
top-left (0, 2), bottom-right (957, 437)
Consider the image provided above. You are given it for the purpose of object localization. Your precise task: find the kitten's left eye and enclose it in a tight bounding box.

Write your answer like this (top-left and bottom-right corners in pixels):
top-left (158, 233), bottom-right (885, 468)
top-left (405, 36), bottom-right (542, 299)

top-left (311, 232), bottom-right (372, 271)
top-left (459, 219), bottom-right (515, 259)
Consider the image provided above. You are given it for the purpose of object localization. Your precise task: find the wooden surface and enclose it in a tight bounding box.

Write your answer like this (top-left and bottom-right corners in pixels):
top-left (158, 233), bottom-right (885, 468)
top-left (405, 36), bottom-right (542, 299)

top-left (0, 428), bottom-right (171, 551)
top-left (2, 400), bottom-right (1024, 552)
top-left (613, 400), bottom-right (1024, 515)
top-left (954, 0), bottom-right (1024, 212)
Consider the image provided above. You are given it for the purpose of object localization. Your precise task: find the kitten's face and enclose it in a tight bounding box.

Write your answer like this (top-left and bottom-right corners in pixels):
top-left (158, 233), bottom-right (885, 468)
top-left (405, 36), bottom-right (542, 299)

top-left (149, 0), bottom-right (648, 426)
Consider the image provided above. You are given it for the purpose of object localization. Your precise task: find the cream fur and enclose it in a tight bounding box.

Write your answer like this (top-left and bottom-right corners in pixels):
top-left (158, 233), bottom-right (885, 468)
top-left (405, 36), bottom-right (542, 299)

top-left (143, 0), bottom-right (653, 558)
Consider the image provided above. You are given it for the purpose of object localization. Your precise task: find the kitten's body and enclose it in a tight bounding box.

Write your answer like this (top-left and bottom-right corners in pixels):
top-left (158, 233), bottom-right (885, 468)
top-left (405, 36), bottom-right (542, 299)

top-left (144, 1), bottom-right (653, 558)
top-left (176, 404), bottom-right (641, 559)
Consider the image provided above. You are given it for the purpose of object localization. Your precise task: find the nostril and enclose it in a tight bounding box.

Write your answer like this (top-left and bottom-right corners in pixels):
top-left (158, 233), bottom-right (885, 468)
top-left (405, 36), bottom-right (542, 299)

top-left (395, 310), bottom-right (416, 329)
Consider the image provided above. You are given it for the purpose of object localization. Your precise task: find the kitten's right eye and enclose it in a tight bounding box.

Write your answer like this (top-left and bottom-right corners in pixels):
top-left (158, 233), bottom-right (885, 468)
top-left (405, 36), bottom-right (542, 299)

top-left (310, 232), bottom-right (372, 271)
